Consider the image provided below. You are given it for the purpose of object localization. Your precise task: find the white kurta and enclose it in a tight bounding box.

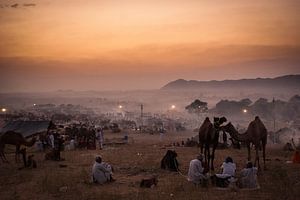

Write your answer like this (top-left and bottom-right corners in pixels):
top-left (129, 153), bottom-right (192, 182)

top-left (240, 167), bottom-right (258, 188)
top-left (215, 162), bottom-right (236, 180)
top-left (96, 131), bottom-right (104, 142)
top-left (96, 131), bottom-right (104, 149)
top-left (220, 162), bottom-right (236, 177)
top-left (187, 159), bottom-right (206, 184)
top-left (49, 134), bottom-right (55, 148)
top-left (92, 162), bottom-right (112, 184)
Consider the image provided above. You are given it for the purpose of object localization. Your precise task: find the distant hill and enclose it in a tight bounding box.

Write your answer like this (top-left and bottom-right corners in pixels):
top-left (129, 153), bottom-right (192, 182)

top-left (161, 75), bottom-right (300, 90)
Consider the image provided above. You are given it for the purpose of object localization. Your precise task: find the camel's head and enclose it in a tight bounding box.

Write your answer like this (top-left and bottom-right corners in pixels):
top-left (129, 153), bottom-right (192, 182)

top-left (219, 117), bottom-right (227, 124)
top-left (220, 122), bottom-right (234, 132)
top-left (213, 117), bottom-right (219, 122)
top-left (213, 116), bottom-right (227, 126)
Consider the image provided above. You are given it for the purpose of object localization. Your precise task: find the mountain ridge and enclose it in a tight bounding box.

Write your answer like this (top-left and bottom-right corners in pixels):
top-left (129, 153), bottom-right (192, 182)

top-left (161, 74), bottom-right (300, 90)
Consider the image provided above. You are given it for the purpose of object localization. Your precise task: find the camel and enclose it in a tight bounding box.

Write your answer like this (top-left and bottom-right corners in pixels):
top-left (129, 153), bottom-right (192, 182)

top-left (221, 116), bottom-right (267, 170)
top-left (0, 131), bottom-right (36, 164)
top-left (198, 117), bottom-right (227, 171)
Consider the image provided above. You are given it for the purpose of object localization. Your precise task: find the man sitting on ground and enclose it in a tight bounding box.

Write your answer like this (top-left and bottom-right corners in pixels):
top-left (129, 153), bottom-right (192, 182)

top-left (212, 156), bottom-right (236, 187)
top-left (161, 150), bottom-right (179, 171)
top-left (238, 161), bottom-right (258, 188)
top-left (188, 154), bottom-right (208, 185)
top-left (92, 155), bottom-right (115, 184)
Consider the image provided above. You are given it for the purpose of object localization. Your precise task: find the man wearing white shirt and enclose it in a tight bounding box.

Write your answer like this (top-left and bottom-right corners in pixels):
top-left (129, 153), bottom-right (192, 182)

top-left (188, 154), bottom-right (207, 185)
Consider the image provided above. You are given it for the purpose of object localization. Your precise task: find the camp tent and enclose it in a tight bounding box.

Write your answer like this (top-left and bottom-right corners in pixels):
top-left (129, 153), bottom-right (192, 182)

top-left (0, 120), bottom-right (55, 138)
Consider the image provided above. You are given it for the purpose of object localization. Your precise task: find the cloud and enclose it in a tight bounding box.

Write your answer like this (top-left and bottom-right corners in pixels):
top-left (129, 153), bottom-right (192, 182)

top-left (23, 3), bottom-right (36, 7)
top-left (11, 3), bottom-right (18, 8)
top-left (0, 3), bottom-right (36, 9)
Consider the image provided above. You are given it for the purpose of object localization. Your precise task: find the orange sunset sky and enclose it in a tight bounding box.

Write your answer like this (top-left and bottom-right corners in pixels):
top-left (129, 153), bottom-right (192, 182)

top-left (0, 0), bottom-right (300, 92)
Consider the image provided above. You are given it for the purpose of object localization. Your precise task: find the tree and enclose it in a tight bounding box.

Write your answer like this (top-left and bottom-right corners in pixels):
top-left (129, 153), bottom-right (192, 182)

top-left (215, 98), bottom-right (252, 115)
top-left (185, 99), bottom-right (208, 114)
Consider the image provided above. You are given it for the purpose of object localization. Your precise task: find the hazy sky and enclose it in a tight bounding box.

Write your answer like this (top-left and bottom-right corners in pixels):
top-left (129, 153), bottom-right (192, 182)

top-left (0, 0), bottom-right (300, 92)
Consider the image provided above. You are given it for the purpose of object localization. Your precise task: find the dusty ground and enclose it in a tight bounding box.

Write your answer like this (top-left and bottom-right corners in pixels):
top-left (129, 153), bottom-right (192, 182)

top-left (1, 131), bottom-right (300, 200)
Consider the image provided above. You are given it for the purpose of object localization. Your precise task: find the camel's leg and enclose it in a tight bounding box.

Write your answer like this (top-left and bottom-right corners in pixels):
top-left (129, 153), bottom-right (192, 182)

top-left (255, 146), bottom-right (260, 170)
top-left (21, 148), bottom-right (27, 167)
top-left (200, 143), bottom-right (204, 154)
top-left (0, 146), bottom-right (9, 163)
top-left (247, 143), bottom-right (251, 161)
top-left (206, 145), bottom-right (211, 171)
top-left (204, 145), bottom-right (208, 170)
top-left (15, 145), bottom-right (21, 163)
top-left (0, 154), bottom-right (5, 163)
top-left (0, 151), bottom-right (6, 163)
top-left (0, 144), bottom-right (4, 163)
top-left (211, 147), bottom-right (216, 171)
top-left (222, 131), bottom-right (227, 144)
top-left (262, 142), bottom-right (267, 170)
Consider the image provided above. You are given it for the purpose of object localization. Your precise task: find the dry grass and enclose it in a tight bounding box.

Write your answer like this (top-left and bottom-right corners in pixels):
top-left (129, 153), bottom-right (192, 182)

top-left (1, 131), bottom-right (300, 200)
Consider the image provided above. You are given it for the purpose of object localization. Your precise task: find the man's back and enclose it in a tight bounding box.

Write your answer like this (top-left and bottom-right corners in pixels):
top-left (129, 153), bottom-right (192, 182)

top-left (188, 159), bottom-right (205, 184)
top-left (92, 162), bottom-right (111, 184)
top-left (240, 167), bottom-right (258, 188)
top-left (222, 162), bottom-right (236, 177)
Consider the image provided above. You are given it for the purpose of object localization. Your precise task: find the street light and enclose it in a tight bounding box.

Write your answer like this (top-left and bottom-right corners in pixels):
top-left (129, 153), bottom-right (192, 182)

top-left (1, 108), bottom-right (6, 112)
top-left (118, 105), bottom-right (123, 109)
top-left (171, 105), bottom-right (176, 109)
top-left (242, 109), bottom-right (247, 113)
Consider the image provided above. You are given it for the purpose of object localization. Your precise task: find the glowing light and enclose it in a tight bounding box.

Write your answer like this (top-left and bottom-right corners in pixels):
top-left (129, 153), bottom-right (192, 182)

top-left (171, 105), bottom-right (176, 109)
top-left (119, 105), bottom-right (123, 109)
top-left (243, 109), bottom-right (248, 113)
top-left (33, 104), bottom-right (36, 106)
top-left (1, 108), bottom-right (7, 112)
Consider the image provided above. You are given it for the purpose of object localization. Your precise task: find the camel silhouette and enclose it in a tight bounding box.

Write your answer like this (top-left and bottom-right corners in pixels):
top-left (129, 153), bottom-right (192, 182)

top-left (221, 116), bottom-right (267, 170)
top-left (198, 117), bottom-right (226, 171)
top-left (0, 131), bottom-right (36, 163)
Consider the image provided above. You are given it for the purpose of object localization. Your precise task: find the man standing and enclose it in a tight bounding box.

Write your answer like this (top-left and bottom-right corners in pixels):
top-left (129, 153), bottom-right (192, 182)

top-left (53, 132), bottom-right (64, 161)
top-left (96, 128), bottom-right (104, 150)
top-left (48, 132), bottom-right (55, 149)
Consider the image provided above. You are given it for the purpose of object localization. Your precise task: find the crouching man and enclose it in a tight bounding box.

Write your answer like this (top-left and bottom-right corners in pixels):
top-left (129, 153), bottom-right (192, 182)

top-left (238, 161), bottom-right (258, 189)
top-left (188, 154), bottom-right (208, 186)
top-left (92, 155), bottom-right (115, 184)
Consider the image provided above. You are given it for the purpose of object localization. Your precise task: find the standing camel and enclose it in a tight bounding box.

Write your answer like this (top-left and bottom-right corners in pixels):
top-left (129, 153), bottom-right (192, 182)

top-left (0, 131), bottom-right (36, 164)
top-left (198, 117), bottom-right (227, 171)
top-left (221, 116), bottom-right (267, 170)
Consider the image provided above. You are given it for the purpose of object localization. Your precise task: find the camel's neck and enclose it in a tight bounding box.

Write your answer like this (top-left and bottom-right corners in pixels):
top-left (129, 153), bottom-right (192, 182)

top-left (227, 126), bottom-right (249, 142)
top-left (24, 138), bottom-right (36, 147)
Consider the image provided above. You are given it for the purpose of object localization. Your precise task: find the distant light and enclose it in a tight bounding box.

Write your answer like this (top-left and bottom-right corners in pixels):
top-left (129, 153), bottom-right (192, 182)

top-left (33, 104), bottom-right (36, 106)
top-left (119, 105), bottom-right (123, 109)
top-left (171, 105), bottom-right (176, 109)
top-left (1, 108), bottom-right (7, 112)
top-left (243, 109), bottom-right (248, 113)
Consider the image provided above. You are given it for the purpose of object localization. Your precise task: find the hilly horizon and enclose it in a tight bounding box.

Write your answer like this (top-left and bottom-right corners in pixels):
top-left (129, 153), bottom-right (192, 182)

top-left (161, 74), bottom-right (300, 90)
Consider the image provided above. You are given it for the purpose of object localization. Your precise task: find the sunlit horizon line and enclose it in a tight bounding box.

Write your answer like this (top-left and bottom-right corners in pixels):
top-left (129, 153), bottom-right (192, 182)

top-left (0, 73), bottom-right (298, 94)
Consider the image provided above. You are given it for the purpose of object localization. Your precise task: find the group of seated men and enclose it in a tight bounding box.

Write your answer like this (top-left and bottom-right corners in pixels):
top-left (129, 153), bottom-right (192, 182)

top-left (91, 152), bottom-right (258, 189)
top-left (188, 154), bottom-right (258, 188)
